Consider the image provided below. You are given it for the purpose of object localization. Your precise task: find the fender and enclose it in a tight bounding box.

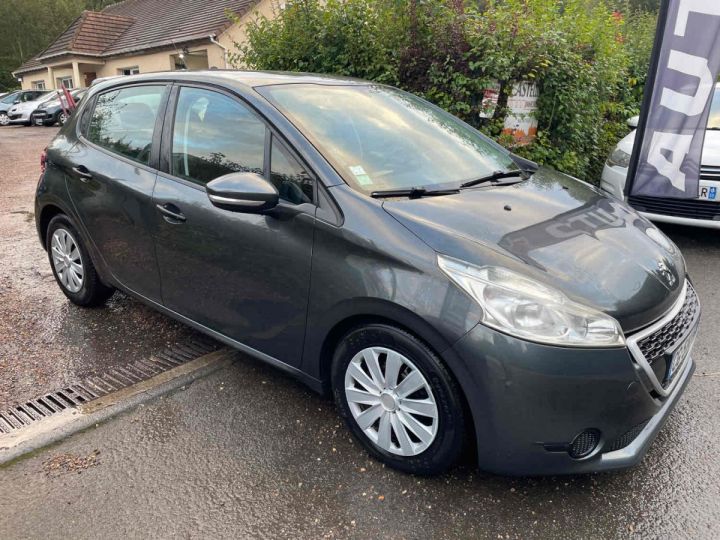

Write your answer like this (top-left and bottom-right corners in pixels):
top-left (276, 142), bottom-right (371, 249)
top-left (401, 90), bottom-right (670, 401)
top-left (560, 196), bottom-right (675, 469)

top-left (301, 296), bottom-right (463, 385)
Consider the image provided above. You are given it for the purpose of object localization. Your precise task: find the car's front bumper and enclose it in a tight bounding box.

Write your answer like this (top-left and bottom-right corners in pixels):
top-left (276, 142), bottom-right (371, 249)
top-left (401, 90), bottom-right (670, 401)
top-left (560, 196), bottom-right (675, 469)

top-left (447, 306), bottom-right (697, 476)
top-left (601, 163), bottom-right (720, 228)
top-left (8, 111), bottom-right (31, 124)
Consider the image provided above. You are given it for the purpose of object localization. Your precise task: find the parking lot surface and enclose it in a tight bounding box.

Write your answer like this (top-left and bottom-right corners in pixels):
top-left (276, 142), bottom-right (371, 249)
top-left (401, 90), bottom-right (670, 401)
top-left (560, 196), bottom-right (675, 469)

top-left (1, 127), bottom-right (719, 539)
top-left (0, 126), bottom-right (206, 410)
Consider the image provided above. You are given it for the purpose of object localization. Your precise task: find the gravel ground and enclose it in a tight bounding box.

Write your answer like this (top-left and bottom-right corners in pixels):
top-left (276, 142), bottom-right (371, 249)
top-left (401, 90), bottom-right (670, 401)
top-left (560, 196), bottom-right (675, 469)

top-left (0, 125), bottom-right (206, 410)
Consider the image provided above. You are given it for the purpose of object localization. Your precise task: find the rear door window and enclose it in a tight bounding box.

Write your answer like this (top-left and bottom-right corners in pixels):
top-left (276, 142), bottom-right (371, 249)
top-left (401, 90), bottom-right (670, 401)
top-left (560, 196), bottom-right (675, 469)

top-left (86, 85), bottom-right (165, 165)
top-left (171, 87), bottom-right (266, 185)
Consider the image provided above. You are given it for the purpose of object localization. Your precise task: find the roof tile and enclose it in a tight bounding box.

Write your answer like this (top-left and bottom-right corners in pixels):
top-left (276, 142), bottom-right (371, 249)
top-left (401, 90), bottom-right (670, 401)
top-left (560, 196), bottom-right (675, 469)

top-left (14, 0), bottom-right (259, 74)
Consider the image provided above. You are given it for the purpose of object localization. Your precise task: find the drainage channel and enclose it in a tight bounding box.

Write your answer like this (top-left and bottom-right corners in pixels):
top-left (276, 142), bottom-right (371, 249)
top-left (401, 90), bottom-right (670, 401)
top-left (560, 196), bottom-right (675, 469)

top-left (0, 337), bottom-right (220, 435)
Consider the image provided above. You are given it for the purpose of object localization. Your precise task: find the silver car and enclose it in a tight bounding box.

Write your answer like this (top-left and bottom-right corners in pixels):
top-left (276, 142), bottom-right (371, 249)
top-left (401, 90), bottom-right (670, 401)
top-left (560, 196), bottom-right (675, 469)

top-left (7, 91), bottom-right (53, 126)
top-left (601, 83), bottom-right (720, 229)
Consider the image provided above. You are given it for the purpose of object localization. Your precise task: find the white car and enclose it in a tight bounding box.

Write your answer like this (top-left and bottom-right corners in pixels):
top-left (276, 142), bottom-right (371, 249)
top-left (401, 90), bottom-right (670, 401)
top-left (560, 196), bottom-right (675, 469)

top-left (601, 83), bottom-right (720, 229)
top-left (7, 92), bottom-right (54, 126)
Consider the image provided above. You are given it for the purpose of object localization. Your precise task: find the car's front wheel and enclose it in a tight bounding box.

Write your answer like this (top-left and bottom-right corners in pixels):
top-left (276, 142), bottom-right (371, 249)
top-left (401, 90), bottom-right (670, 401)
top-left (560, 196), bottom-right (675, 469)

top-left (332, 324), bottom-right (466, 475)
top-left (46, 214), bottom-right (114, 306)
top-left (0, 112), bottom-right (9, 126)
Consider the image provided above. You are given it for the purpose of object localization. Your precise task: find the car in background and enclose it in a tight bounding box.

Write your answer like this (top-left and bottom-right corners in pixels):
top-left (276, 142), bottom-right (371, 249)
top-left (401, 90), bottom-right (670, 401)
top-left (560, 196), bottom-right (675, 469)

top-left (601, 83), bottom-right (720, 229)
top-left (30, 89), bottom-right (87, 127)
top-left (0, 90), bottom-right (45, 126)
top-left (7, 91), bottom-right (53, 126)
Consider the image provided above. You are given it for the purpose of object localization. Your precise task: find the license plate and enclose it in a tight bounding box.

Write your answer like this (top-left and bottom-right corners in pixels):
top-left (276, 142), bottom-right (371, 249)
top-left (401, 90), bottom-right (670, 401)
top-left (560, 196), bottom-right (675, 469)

top-left (698, 180), bottom-right (720, 201)
top-left (667, 327), bottom-right (697, 381)
top-left (33, 117), bottom-right (43, 126)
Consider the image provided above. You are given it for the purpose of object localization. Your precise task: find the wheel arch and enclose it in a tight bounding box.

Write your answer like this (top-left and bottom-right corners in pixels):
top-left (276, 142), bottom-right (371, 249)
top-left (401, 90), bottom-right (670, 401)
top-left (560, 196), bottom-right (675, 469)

top-left (309, 299), bottom-right (459, 393)
top-left (38, 203), bottom-right (66, 250)
top-left (311, 301), bottom-right (478, 462)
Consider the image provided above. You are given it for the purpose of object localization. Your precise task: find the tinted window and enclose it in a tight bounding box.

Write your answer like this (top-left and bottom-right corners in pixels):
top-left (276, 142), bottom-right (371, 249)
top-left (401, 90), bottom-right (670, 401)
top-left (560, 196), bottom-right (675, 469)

top-left (270, 136), bottom-right (313, 204)
top-left (87, 85), bottom-right (164, 165)
top-left (172, 87), bottom-right (266, 184)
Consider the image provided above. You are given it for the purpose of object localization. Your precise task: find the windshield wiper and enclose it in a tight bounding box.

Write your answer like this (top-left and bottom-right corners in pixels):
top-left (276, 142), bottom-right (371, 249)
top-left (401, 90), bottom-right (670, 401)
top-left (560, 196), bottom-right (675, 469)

top-left (460, 169), bottom-right (530, 189)
top-left (370, 187), bottom-right (460, 199)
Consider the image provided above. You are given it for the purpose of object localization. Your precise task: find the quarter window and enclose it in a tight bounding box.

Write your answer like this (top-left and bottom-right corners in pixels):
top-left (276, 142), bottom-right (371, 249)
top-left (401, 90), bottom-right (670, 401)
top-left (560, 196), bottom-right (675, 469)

top-left (171, 87), bottom-right (266, 185)
top-left (270, 136), bottom-right (313, 204)
top-left (86, 85), bottom-right (165, 165)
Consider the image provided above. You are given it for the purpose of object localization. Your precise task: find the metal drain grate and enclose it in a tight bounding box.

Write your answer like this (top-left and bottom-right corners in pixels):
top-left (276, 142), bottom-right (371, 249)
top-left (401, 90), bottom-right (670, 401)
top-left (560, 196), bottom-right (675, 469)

top-left (0, 337), bottom-right (220, 434)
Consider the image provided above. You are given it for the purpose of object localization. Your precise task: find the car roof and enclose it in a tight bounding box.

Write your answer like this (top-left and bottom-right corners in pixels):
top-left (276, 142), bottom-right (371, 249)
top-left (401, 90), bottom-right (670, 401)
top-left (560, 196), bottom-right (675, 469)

top-left (89, 70), bottom-right (369, 95)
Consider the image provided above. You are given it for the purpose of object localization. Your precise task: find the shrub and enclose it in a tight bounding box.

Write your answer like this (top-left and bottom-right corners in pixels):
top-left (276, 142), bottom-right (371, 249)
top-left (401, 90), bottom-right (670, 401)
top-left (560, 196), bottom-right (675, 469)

top-left (232, 0), bottom-right (657, 184)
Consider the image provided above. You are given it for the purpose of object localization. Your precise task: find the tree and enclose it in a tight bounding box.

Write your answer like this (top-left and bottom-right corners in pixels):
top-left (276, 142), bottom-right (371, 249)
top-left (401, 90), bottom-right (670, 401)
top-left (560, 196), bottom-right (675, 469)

top-left (0, 0), bottom-right (117, 91)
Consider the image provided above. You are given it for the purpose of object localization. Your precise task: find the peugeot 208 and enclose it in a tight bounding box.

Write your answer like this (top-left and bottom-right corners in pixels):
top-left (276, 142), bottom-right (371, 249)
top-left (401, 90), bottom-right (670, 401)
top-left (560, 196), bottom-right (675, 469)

top-left (35, 72), bottom-right (700, 475)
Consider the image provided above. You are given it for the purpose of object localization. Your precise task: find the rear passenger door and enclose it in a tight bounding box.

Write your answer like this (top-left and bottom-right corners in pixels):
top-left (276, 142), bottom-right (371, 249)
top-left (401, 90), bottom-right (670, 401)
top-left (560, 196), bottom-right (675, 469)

top-left (152, 84), bottom-right (316, 367)
top-left (65, 84), bottom-right (169, 302)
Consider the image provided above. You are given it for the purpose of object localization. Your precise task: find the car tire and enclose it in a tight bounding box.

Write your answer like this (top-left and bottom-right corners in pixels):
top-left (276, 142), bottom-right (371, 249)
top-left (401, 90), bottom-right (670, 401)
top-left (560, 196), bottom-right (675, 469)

top-left (332, 324), bottom-right (465, 475)
top-left (0, 112), bottom-right (9, 126)
top-left (46, 214), bottom-right (114, 307)
top-left (58, 112), bottom-right (69, 126)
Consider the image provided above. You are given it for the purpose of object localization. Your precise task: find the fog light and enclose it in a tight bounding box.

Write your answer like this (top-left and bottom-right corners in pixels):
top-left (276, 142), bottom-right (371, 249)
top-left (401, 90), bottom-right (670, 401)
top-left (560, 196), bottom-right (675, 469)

top-left (569, 429), bottom-right (600, 458)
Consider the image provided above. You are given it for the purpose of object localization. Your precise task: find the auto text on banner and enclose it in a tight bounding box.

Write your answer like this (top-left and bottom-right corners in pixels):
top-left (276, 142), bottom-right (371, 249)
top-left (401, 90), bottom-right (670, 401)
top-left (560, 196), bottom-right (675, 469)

top-left (628, 0), bottom-right (720, 199)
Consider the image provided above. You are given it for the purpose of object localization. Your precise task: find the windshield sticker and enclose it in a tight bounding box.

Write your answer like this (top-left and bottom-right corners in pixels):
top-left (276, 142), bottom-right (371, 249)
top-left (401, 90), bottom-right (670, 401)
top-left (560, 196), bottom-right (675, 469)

top-left (349, 165), bottom-right (373, 186)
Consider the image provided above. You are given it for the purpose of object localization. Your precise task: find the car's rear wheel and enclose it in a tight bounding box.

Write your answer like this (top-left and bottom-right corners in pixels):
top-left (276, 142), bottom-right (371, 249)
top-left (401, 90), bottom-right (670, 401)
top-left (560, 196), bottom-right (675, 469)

top-left (332, 324), bottom-right (465, 475)
top-left (58, 112), bottom-right (68, 126)
top-left (46, 214), bottom-right (114, 307)
top-left (0, 112), bottom-right (9, 126)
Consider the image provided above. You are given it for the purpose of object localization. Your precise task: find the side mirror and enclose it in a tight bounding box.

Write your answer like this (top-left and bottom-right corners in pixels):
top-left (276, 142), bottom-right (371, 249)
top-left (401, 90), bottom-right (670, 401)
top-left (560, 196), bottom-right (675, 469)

top-left (627, 115), bottom-right (639, 129)
top-left (13, 99), bottom-right (20, 104)
top-left (206, 171), bottom-right (279, 213)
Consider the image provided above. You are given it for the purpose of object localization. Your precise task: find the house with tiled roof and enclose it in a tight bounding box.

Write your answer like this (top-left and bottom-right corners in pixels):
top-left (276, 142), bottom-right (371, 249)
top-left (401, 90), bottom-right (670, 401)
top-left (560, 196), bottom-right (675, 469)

top-left (13, 0), bottom-right (279, 91)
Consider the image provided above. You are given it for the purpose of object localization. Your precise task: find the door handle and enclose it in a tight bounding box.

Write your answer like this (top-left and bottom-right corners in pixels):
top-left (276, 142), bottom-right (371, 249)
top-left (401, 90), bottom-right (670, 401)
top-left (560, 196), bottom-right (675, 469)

top-left (72, 165), bottom-right (93, 182)
top-left (156, 203), bottom-right (186, 223)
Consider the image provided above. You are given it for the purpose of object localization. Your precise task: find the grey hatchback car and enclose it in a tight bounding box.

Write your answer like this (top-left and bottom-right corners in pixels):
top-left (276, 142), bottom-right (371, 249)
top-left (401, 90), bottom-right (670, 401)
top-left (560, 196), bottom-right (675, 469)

top-left (36, 71), bottom-right (700, 476)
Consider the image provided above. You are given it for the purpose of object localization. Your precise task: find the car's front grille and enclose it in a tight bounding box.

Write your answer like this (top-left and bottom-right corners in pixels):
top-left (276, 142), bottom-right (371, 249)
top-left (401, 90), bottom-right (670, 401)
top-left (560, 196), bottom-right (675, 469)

top-left (628, 195), bottom-right (720, 220)
top-left (638, 283), bottom-right (700, 385)
top-left (700, 164), bottom-right (720, 181)
top-left (637, 284), bottom-right (699, 369)
top-left (627, 281), bottom-right (700, 396)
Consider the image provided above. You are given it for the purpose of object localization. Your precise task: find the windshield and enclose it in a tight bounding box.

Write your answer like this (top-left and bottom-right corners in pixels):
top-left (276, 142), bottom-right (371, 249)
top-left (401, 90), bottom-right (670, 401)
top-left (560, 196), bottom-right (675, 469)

top-left (1, 93), bottom-right (18, 104)
top-left (708, 87), bottom-right (720, 129)
top-left (259, 84), bottom-right (517, 193)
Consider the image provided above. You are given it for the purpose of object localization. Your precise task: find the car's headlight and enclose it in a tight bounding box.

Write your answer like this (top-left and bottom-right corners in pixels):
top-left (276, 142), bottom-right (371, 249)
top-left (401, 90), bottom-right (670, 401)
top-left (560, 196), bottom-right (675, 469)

top-left (438, 255), bottom-right (625, 347)
top-left (607, 147), bottom-right (631, 169)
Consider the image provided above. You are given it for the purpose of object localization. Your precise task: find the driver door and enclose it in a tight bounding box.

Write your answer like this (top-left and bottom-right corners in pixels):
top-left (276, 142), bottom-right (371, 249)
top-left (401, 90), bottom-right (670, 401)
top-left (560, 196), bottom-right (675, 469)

top-left (153, 85), bottom-right (316, 367)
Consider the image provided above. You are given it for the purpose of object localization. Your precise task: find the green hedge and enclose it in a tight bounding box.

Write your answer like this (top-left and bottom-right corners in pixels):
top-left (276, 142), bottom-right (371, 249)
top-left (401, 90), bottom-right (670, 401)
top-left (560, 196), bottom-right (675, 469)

top-left (231, 0), bottom-right (657, 184)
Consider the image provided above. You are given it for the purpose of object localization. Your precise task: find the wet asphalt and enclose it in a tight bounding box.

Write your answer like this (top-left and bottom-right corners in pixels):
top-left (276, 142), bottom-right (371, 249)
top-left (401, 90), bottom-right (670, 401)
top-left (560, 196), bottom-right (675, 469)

top-left (1, 128), bottom-right (719, 539)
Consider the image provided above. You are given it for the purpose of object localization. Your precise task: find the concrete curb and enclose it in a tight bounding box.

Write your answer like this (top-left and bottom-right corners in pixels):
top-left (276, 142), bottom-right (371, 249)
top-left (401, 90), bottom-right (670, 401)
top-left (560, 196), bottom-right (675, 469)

top-left (0, 349), bottom-right (237, 467)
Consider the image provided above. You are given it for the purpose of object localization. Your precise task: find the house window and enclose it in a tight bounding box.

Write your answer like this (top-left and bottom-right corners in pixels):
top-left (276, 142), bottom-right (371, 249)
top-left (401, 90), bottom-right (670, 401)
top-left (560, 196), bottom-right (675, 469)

top-left (32, 81), bottom-right (46, 90)
top-left (119, 67), bottom-right (140, 76)
top-left (57, 76), bottom-right (74, 89)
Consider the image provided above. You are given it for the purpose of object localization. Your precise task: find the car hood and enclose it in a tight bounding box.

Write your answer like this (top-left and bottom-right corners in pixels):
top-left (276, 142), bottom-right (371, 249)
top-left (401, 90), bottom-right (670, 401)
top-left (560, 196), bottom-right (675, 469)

top-left (383, 168), bottom-right (686, 333)
top-left (618, 129), bottom-right (720, 167)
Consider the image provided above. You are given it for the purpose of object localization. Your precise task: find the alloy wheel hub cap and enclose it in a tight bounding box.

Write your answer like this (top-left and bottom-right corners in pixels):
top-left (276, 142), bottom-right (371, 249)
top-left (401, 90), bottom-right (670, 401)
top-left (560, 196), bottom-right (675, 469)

top-left (344, 346), bottom-right (439, 457)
